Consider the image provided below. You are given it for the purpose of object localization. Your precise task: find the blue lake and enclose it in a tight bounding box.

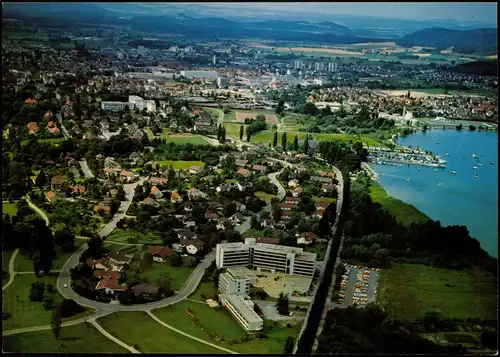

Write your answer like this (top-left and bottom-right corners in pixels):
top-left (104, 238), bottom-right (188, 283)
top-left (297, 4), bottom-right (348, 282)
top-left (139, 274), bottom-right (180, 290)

top-left (371, 129), bottom-right (498, 258)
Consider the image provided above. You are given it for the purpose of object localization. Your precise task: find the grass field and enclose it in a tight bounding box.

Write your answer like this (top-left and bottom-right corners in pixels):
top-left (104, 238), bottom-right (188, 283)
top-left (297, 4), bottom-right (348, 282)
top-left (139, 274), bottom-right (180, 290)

top-left (157, 160), bottom-right (205, 170)
top-left (281, 116), bottom-right (310, 131)
top-left (369, 180), bottom-right (430, 226)
top-left (235, 112), bottom-right (278, 125)
top-left (106, 229), bottom-right (162, 245)
top-left (188, 282), bottom-right (220, 302)
top-left (2, 274), bottom-right (93, 330)
top-left (242, 229), bottom-right (266, 237)
top-left (304, 242), bottom-right (328, 260)
top-left (163, 133), bottom-right (210, 146)
top-left (139, 264), bottom-right (195, 291)
top-left (223, 123), bottom-right (382, 147)
top-left (377, 263), bottom-right (497, 320)
top-left (255, 191), bottom-right (276, 204)
top-left (2, 322), bottom-right (129, 353)
top-left (21, 137), bottom-right (67, 146)
top-left (2, 202), bottom-right (18, 216)
top-left (98, 311), bottom-right (225, 354)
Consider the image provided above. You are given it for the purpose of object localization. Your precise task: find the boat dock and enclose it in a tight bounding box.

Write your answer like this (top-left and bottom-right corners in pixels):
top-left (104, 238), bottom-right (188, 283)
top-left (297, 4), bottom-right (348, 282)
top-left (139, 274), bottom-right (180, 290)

top-left (367, 148), bottom-right (447, 168)
top-left (361, 162), bottom-right (380, 180)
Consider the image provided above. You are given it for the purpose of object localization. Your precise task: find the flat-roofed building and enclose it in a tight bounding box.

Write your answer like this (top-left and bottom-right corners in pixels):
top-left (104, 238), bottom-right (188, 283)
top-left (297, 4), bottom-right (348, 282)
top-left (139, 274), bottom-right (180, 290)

top-left (129, 95), bottom-right (145, 111)
top-left (216, 238), bottom-right (316, 277)
top-left (218, 293), bottom-right (263, 332)
top-left (101, 101), bottom-right (126, 111)
top-left (180, 70), bottom-right (219, 79)
top-left (219, 268), bottom-right (250, 296)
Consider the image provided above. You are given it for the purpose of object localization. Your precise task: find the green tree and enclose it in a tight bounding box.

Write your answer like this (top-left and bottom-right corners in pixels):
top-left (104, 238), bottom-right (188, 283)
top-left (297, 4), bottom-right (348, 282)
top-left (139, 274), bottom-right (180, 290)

top-left (185, 256), bottom-right (197, 267)
top-left (216, 124), bottom-right (222, 141)
top-left (239, 125), bottom-right (244, 140)
top-left (303, 135), bottom-right (310, 154)
top-left (422, 124), bottom-right (428, 132)
top-left (276, 292), bottom-right (289, 315)
top-left (29, 281), bottom-right (45, 302)
top-left (283, 336), bottom-right (295, 354)
top-left (273, 131), bottom-right (278, 147)
top-left (281, 132), bottom-right (287, 150)
top-left (54, 230), bottom-right (75, 252)
top-left (221, 127), bottom-right (226, 142)
top-left (246, 128), bottom-right (251, 142)
top-left (168, 253), bottom-right (183, 267)
top-left (456, 124), bottom-right (463, 131)
top-left (35, 170), bottom-right (47, 188)
top-left (51, 304), bottom-right (62, 339)
top-left (293, 135), bottom-right (299, 151)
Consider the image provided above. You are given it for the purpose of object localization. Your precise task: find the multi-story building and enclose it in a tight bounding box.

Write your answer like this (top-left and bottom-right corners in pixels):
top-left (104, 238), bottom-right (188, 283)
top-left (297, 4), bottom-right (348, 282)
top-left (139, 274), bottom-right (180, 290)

top-left (218, 268), bottom-right (250, 296)
top-left (129, 95), bottom-right (144, 111)
top-left (328, 62), bottom-right (338, 72)
top-left (101, 101), bottom-right (126, 112)
top-left (217, 77), bottom-right (228, 89)
top-left (294, 60), bottom-right (304, 70)
top-left (180, 71), bottom-right (219, 79)
top-left (146, 100), bottom-right (156, 113)
top-left (314, 62), bottom-right (324, 72)
top-left (216, 238), bottom-right (317, 277)
top-left (218, 293), bottom-right (263, 332)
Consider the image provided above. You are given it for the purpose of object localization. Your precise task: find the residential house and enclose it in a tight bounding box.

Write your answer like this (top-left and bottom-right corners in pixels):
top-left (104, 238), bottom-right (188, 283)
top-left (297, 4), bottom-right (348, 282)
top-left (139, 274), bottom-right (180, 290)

top-left (205, 212), bottom-right (218, 221)
top-left (147, 246), bottom-right (175, 263)
top-left (319, 170), bottom-right (336, 178)
top-left (236, 159), bottom-right (248, 168)
top-left (252, 164), bottom-right (267, 173)
top-left (260, 218), bottom-right (275, 228)
top-left (27, 122), bottom-right (39, 134)
top-left (151, 186), bottom-right (163, 199)
top-left (94, 203), bottom-right (112, 214)
top-left (288, 179), bottom-right (299, 188)
top-left (233, 201), bottom-right (246, 212)
top-left (183, 216), bottom-right (196, 228)
top-left (103, 167), bottom-right (121, 177)
top-left (313, 210), bottom-right (324, 219)
top-left (189, 165), bottom-right (203, 174)
top-left (297, 232), bottom-right (316, 245)
top-left (293, 187), bottom-right (303, 197)
top-left (133, 283), bottom-right (160, 298)
top-left (176, 229), bottom-right (198, 240)
top-left (93, 270), bottom-right (120, 280)
top-left (170, 191), bottom-right (183, 203)
top-left (176, 239), bottom-right (204, 255)
top-left (49, 127), bottom-right (61, 136)
top-left (51, 175), bottom-right (68, 191)
top-left (229, 212), bottom-right (245, 225)
top-left (216, 218), bottom-right (232, 231)
top-left (149, 177), bottom-right (169, 186)
top-left (236, 168), bottom-right (250, 177)
top-left (140, 197), bottom-right (160, 207)
top-left (45, 191), bottom-right (58, 203)
top-left (86, 258), bottom-right (110, 271)
top-left (71, 186), bottom-right (86, 195)
top-left (106, 251), bottom-right (132, 267)
top-left (95, 277), bottom-right (127, 295)
top-left (279, 202), bottom-right (294, 211)
top-left (47, 121), bottom-right (56, 128)
top-left (280, 210), bottom-right (293, 220)
top-left (188, 187), bottom-right (207, 200)
top-left (44, 110), bottom-right (54, 121)
top-left (120, 170), bottom-right (135, 183)
top-left (284, 197), bottom-right (299, 205)
top-left (182, 201), bottom-right (193, 212)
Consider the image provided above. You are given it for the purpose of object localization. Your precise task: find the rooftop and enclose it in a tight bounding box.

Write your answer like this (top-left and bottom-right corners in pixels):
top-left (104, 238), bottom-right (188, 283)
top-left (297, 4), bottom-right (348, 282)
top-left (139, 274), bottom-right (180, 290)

top-left (219, 293), bottom-right (262, 324)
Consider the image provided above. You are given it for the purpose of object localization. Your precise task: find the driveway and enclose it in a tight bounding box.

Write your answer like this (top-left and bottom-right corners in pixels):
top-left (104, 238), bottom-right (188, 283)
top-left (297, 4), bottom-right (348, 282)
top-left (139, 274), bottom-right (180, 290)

top-left (98, 177), bottom-right (147, 238)
top-left (255, 300), bottom-right (306, 322)
top-left (79, 159), bottom-right (94, 179)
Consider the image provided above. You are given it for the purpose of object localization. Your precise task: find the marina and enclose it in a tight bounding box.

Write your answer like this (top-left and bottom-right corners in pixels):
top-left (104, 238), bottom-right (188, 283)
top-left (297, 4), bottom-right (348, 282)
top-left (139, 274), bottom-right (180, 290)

top-left (367, 148), bottom-right (447, 168)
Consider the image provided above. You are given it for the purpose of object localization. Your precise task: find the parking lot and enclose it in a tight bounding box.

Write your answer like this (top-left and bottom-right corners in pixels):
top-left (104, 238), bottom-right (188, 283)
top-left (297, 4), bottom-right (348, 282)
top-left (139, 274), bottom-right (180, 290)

top-left (332, 264), bottom-right (380, 308)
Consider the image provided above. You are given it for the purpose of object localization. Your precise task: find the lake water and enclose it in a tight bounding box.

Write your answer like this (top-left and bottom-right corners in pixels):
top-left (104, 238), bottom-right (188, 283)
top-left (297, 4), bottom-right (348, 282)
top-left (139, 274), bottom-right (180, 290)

top-left (371, 129), bottom-right (498, 258)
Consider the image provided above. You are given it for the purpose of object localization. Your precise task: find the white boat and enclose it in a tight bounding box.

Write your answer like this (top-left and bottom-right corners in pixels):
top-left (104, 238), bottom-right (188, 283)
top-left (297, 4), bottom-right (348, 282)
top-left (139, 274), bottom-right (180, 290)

top-left (473, 166), bottom-right (478, 170)
top-left (438, 182), bottom-right (442, 186)
top-left (490, 162), bottom-right (495, 165)
top-left (451, 171), bottom-right (456, 175)
top-left (474, 174), bottom-right (479, 179)
top-left (406, 178), bottom-right (411, 182)
top-left (446, 152), bottom-right (450, 156)
top-left (472, 154), bottom-right (476, 158)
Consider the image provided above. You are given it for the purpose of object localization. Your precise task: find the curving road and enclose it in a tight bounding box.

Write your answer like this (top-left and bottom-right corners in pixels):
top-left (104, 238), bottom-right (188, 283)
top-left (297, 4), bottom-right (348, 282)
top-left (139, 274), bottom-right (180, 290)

top-left (98, 177), bottom-right (147, 238)
top-left (24, 196), bottom-right (50, 227)
top-left (2, 249), bottom-right (19, 291)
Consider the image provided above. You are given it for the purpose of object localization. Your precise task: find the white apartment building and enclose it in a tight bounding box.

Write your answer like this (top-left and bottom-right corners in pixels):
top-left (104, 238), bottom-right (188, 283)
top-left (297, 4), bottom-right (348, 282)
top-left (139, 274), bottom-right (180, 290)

top-left (216, 238), bottom-right (317, 277)
top-left (328, 62), bottom-right (338, 72)
top-left (146, 100), bottom-right (156, 113)
top-left (217, 77), bottom-right (228, 89)
top-left (219, 268), bottom-right (250, 296)
top-left (314, 62), bottom-right (324, 72)
top-left (294, 60), bottom-right (304, 70)
top-left (101, 101), bottom-right (126, 112)
top-left (218, 293), bottom-right (263, 332)
top-left (129, 95), bottom-right (144, 111)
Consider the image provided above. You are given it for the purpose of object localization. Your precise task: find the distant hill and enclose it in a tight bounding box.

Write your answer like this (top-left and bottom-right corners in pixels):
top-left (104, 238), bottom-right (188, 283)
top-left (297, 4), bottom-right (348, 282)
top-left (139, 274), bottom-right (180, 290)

top-left (396, 28), bottom-right (498, 55)
top-left (448, 60), bottom-right (498, 76)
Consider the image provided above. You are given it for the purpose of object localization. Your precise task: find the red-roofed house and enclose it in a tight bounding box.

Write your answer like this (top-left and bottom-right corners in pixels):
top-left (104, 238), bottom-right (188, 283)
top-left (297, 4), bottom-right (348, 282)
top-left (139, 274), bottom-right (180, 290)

top-left (95, 277), bottom-right (127, 294)
top-left (279, 202), bottom-right (294, 211)
top-left (170, 191), bottom-right (183, 203)
top-left (151, 186), bottom-right (163, 199)
top-left (284, 197), bottom-right (299, 205)
top-left (313, 210), bottom-right (324, 219)
top-left (87, 258), bottom-right (109, 271)
top-left (189, 165), bottom-right (202, 174)
top-left (280, 210), bottom-right (292, 220)
top-left (205, 212), bottom-right (218, 221)
top-left (103, 167), bottom-right (120, 177)
top-left (149, 177), bottom-right (169, 186)
top-left (93, 270), bottom-right (120, 280)
top-left (147, 246), bottom-right (175, 263)
top-left (27, 122), bottom-right (39, 134)
top-left (49, 127), bottom-right (60, 135)
top-left (236, 168), bottom-right (250, 177)
top-left (252, 165), bottom-right (267, 172)
top-left (71, 186), bottom-right (86, 195)
top-left (297, 232), bottom-right (317, 245)
top-left (120, 170), bottom-right (135, 182)
top-left (45, 191), bottom-right (58, 203)
top-left (293, 187), bottom-right (303, 197)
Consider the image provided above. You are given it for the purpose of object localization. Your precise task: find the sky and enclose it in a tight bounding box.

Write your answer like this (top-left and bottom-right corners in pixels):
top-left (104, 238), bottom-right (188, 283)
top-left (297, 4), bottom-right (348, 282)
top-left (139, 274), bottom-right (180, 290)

top-left (201, 2), bottom-right (498, 23)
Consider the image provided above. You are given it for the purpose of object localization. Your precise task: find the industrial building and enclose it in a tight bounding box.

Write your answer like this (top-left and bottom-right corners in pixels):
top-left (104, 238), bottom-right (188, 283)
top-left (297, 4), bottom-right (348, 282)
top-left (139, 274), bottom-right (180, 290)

top-left (215, 238), bottom-right (317, 277)
top-left (101, 101), bottom-right (126, 112)
top-left (218, 293), bottom-right (263, 332)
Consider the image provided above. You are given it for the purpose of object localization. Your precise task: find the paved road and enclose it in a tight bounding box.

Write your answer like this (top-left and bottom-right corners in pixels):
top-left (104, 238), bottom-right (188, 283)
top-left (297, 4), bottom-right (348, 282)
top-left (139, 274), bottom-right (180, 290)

top-left (147, 311), bottom-right (238, 354)
top-left (268, 172), bottom-right (286, 201)
top-left (56, 113), bottom-right (72, 139)
top-left (79, 159), bottom-right (94, 179)
top-left (294, 166), bottom-right (344, 354)
top-left (2, 249), bottom-right (19, 291)
top-left (98, 177), bottom-right (147, 238)
top-left (88, 318), bottom-right (141, 354)
top-left (2, 314), bottom-right (106, 336)
top-left (24, 196), bottom-right (49, 226)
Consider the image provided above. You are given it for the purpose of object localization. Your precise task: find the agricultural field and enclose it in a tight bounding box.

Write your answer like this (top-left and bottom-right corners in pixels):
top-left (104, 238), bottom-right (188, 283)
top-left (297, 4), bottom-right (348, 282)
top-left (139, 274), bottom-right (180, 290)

top-left (281, 115), bottom-right (311, 131)
top-left (2, 202), bottom-right (18, 216)
top-left (2, 323), bottom-right (129, 354)
top-left (377, 263), bottom-right (497, 320)
top-left (369, 181), bottom-right (430, 226)
top-left (98, 311), bottom-right (225, 354)
top-left (157, 160), bottom-right (205, 170)
top-left (234, 112), bottom-right (279, 125)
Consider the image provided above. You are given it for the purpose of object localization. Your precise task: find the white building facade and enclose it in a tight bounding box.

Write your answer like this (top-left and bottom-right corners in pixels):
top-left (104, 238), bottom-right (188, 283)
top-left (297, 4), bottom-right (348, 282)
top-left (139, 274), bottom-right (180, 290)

top-left (219, 269), bottom-right (250, 296)
top-left (101, 101), bottom-right (126, 111)
top-left (218, 293), bottom-right (263, 332)
top-left (216, 238), bottom-right (316, 277)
